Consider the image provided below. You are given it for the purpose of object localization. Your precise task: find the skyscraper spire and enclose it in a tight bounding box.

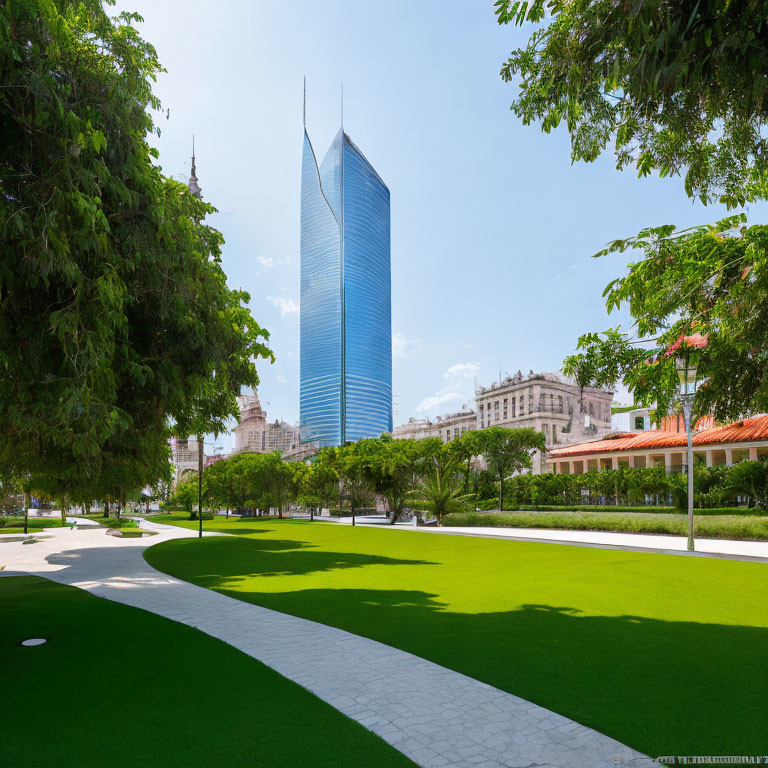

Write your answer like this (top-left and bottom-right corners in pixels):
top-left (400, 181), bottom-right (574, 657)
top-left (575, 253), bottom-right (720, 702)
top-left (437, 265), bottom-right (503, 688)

top-left (340, 82), bottom-right (344, 129)
top-left (303, 76), bottom-right (307, 128)
top-left (188, 134), bottom-right (202, 198)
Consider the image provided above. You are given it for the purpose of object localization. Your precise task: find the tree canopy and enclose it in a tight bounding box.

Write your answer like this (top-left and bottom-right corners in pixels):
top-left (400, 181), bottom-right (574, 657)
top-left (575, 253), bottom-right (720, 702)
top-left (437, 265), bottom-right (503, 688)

top-left (0, 0), bottom-right (271, 498)
top-left (497, 1), bottom-right (768, 419)
top-left (497, 0), bottom-right (768, 206)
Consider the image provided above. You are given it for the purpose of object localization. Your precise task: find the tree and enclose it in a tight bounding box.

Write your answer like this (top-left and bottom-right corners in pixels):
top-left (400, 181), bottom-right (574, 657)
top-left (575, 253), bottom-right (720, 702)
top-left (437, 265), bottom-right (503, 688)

top-left (498, 2), bottom-right (768, 421)
top-left (497, 0), bottom-right (768, 206)
top-left (477, 427), bottom-right (546, 511)
top-left (0, 1), bottom-right (271, 510)
top-left (300, 460), bottom-right (339, 519)
top-left (263, 452), bottom-right (292, 518)
top-left (447, 431), bottom-right (483, 493)
top-left (171, 479), bottom-right (202, 521)
top-left (351, 436), bottom-right (438, 524)
top-left (410, 459), bottom-right (469, 525)
top-left (724, 460), bottom-right (768, 507)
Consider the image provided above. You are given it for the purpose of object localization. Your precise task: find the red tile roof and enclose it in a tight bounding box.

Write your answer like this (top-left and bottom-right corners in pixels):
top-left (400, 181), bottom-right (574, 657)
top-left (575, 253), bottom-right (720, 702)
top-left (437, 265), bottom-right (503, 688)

top-left (549, 414), bottom-right (768, 458)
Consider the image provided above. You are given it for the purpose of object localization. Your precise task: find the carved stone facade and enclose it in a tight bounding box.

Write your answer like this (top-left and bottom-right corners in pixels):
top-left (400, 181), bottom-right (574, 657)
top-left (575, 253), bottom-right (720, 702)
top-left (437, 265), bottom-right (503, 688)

top-left (232, 393), bottom-right (299, 456)
top-left (392, 406), bottom-right (477, 444)
top-left (392, 371), bottom-right (614, 474)
top-left (475, 371), bottom-right (613, 473)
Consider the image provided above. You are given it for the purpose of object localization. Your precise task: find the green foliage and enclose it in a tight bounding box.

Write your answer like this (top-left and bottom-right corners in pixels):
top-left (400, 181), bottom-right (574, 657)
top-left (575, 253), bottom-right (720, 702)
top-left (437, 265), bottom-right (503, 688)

top-left (562, 219), bottom-right (768, 421)
top-left (410, 458), bottom-right (470, 524)
top-left (170, 479), bottom-right (200, 520)
top-left (497, 0), bottom-right (768, 206)
top-left (498, 3), bottom-right (768, 420)
top-left (476, 427), bottom-right (546, 511)
top-left (0, 1), bottom-right (271, 502)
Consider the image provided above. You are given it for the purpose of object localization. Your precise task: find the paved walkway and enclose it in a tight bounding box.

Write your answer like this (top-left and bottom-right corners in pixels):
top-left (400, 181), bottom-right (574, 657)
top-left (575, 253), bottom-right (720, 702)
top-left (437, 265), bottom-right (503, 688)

top-left (327, 515), bottom-right (768, 562)
top-left (0, 520), bottom-right (654, 768)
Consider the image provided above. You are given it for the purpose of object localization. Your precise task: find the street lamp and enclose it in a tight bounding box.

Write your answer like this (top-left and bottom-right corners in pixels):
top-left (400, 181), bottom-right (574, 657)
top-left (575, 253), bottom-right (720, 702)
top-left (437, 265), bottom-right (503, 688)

top-left (675, 354), bottom-right (698, 552)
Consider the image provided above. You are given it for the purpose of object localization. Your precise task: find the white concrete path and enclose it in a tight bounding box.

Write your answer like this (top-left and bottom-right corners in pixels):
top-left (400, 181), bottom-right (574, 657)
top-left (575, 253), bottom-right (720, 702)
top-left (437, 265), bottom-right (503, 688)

top-left (0, 520), bottom-right (654, 768)
top-left (328, 515), bottom-right (768, 561)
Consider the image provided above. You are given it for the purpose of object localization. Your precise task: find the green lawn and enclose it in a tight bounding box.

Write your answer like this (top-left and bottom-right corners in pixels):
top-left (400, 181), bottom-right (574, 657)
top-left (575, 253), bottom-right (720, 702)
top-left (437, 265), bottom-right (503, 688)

top-left (146, 516), bottom-right (768, 757)
top-left (0, 575), bottom-right (414, 768)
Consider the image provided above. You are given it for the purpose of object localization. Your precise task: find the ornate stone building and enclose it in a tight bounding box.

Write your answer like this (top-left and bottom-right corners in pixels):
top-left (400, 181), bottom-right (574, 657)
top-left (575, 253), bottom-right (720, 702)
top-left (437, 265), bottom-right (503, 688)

top-left (474, 371), bottom-right (613, 473)
top-left (392, 405), bottom-right (476, 443)
top-left (392, 370), bottom-right (614, 474)
top-left (232, 392), bottom-right (299, 455)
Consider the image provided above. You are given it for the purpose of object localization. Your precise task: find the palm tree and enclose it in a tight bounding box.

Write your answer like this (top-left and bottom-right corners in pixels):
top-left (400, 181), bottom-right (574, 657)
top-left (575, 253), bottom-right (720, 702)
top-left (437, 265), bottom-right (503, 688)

top-left (410, 459), bottom-right (470, 526)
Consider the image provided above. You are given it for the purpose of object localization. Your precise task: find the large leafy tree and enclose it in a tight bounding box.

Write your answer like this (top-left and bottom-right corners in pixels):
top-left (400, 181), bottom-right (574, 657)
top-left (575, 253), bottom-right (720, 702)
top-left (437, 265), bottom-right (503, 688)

top-left (497, 1), bottom-right (768, 418)
top-left (0, 1), bottom-right (271, 497)
top-left (477, 427), bottom-right (546, 511)
top-left (497, 0), bottom-right (768, 205)
top-left (351, 435), bottom-right (442, 524)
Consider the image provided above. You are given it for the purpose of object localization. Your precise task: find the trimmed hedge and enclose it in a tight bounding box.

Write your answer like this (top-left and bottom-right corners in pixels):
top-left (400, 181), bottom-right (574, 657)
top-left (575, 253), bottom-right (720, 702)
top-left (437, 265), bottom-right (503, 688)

top-left (470, 503), bottom-right (768, 516)
top-left (443, 511), bottom-right (768, 541)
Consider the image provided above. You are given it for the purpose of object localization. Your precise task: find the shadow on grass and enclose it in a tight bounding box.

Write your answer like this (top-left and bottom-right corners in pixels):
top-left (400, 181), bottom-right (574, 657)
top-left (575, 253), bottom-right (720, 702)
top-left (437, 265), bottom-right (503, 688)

top-left (147, 536), bottom-right (438, 581)
top-left (197, 583), bottom-right (768, 758)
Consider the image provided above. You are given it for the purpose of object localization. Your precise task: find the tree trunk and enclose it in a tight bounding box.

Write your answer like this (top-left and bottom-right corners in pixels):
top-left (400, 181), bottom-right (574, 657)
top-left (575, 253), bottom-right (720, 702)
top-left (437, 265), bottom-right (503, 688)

top-left (60, 498), bottom-right (67, 527)
top-left (23, 491), bottom-right (30, 535)
top-left (103, 497), bottom-right (110, 519)
top-left (498, 473), bottom-right (504, 512)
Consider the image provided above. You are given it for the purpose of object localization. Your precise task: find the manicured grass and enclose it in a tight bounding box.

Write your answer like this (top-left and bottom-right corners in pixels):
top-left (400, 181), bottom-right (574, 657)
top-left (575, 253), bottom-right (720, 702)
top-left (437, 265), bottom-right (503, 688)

top-left (146, 517), bottom-right (768, 757)
top-left (0, 575), bottom-right (414, 768)
top-left (444, 510), bottom-right (768, 539)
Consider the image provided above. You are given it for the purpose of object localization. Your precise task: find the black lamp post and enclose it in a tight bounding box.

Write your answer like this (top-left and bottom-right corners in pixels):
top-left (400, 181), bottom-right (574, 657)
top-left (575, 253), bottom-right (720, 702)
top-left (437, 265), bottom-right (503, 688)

top-left (675, 354), bottom-right (698, 552)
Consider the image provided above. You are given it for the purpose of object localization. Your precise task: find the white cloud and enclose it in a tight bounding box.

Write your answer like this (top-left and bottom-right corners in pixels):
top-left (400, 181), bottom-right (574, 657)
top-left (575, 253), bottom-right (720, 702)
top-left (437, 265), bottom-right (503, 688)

top-left (416, 391), bottom-right (464, 412)
top-left (267, 296), bottom-right (299, 317)
top-left (412, 361), bottom-right (480, 417)
top-left (442, 361), bottom-right (480, 384)
top-left (256, 255), bottom-right (290, 270)
top-left (393, 332), bottom-right (421, 358)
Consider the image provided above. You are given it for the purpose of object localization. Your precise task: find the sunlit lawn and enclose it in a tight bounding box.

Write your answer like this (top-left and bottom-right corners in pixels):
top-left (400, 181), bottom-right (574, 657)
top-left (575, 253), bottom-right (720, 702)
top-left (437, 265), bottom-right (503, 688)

top-left (0, 575), bottom-right (415, 768)
top-left (146, 515), bottom-right (768, 756)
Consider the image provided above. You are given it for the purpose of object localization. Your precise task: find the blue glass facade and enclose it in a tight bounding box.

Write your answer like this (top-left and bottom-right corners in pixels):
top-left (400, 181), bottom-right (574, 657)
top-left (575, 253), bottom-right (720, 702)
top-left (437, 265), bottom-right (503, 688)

top-left (300, 128), bottom-right (392, 446)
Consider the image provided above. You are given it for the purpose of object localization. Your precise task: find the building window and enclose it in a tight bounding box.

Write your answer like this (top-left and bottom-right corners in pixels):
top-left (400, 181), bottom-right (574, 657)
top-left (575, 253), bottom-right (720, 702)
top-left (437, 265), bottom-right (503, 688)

top-left (494, 400), bottom-right (499, 421)
top-left (503, 398), bottom-right (508, 420)
top-left (634, 416), bottom-right (644, 430)
top-left (558, 396), bottom-right (563, 413)
top-left (511, 397), bottom-right (516, 418)
top-left (528, 393), bottom-right (533, 414)
top-left (542, 424), bottom-right (549, 442)
top-left (551, 424), bottom-right (558, 444)
top-left (549, 394), bottom-right (555, 411)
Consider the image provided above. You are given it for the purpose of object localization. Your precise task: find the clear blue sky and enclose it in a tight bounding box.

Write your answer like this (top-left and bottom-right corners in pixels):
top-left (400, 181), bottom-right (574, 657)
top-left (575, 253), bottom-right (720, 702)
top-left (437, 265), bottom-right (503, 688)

top-left (122, 1), bottom-right (751, 451)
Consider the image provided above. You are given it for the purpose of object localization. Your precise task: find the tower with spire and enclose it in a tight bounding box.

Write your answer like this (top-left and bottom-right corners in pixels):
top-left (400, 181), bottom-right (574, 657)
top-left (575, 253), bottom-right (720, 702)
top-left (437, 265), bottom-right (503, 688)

top-left (299, 80), bottom-right (392, 447)
top-left (188, 136), bottom-right (202, 198)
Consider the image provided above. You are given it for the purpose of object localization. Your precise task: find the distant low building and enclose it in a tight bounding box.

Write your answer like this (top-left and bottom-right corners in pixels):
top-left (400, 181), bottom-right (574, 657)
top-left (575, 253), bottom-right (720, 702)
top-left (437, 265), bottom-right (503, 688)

top-left (392, 405), bottom-right (476, 443)
top-left (547, 414), bottom-right (768, 474)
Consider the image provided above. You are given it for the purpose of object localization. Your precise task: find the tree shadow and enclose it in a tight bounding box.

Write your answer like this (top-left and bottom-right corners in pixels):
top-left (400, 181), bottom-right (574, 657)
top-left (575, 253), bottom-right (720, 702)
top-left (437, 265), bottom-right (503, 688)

top-left (145, 536), bottom-right (438, 582)
top-left (198, 584), bottom-right (768, 758)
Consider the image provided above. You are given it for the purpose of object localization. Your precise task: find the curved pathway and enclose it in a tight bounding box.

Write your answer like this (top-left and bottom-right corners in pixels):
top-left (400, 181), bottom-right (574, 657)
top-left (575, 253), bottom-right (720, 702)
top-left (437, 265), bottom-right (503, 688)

top-left (0, 519), bottom-right (653, 768)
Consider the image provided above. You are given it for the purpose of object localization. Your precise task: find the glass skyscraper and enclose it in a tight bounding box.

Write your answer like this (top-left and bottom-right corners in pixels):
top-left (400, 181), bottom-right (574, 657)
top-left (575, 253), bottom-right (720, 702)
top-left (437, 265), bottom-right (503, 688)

top-left (300, 125), bottom-right (392, 447)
